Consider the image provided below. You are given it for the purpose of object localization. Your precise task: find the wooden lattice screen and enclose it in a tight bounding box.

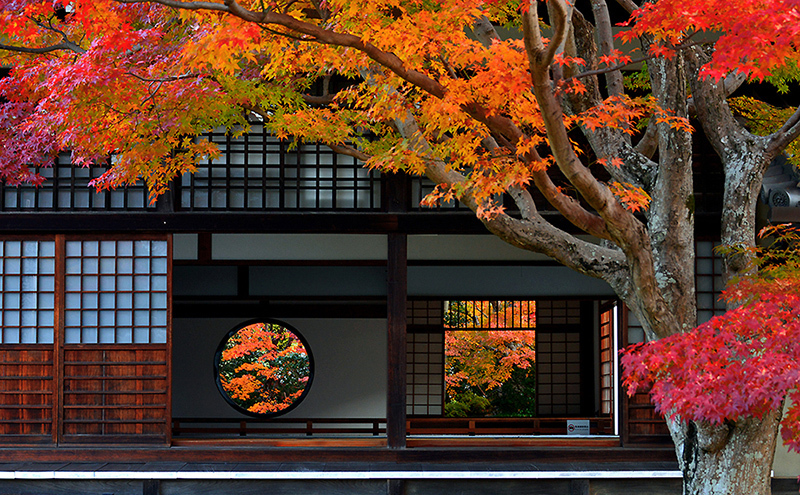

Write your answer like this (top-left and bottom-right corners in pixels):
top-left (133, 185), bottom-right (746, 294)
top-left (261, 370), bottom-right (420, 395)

top-left (0, 236), bottom-right (171, 446)
top-left (599, 303), bottom-right (615, 417)
top-left (61, 346), bottom-right (169, 443)
top-left (0, 347), bottom-right (54, 443)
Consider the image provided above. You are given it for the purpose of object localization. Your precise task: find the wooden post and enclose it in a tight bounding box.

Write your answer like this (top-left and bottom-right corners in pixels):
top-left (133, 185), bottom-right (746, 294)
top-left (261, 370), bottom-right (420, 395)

top-left (53, 235), bottom-right (65, 445)
top-left (387, 233), bottom-right (407, 449)
top-left (143, 479), bottom-right (161, 495)
top-left (387, 479), bottom-right (406, 495)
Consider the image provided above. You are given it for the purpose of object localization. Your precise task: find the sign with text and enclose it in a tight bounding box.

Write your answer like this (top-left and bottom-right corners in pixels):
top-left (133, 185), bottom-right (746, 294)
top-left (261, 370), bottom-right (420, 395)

top-left (566, 419), bottom-right (590, 435)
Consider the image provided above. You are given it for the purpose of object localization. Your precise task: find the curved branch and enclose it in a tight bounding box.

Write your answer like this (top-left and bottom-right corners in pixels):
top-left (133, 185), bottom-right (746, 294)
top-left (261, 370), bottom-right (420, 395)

top-left (0, 41), bottom-right (85, 55)
top-left (472, 15), bottom-right (500, 47)
top-left (615, 0), bottom-right (639, 14)
top-left (327, 143), bottom-right (371, 162)
top-left (523, 2), bottom-right (638, 236)
top-left (687, 47), bottom-right (752, 161)
top-left (480, 209), bottom-right (629, 283)
top-left (766, 105), bottom-right (800, 157)
top-left (524, 0), bottom-right (681, 339)
top-left (114, 0), bottom-right (229, 11)
top-left (590, 0), bottom-right (624, 97)
top-left (634, 119), bottom-right (658, 159)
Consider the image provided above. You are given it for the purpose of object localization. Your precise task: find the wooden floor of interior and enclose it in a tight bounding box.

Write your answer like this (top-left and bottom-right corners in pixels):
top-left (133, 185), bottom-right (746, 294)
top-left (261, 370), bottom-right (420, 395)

top-left (0, 442), bottom-right (678, 465)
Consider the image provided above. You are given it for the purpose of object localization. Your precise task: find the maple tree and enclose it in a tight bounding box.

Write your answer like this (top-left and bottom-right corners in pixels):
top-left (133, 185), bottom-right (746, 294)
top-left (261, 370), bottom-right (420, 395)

top-left (217, 322), bottom-right (311, 415)
top-left (443, 301), bottom-right (537, 417)
top-left (2, 0), bottom-right (800, 492)
top-left (621, 226), bottom-right (800, 489)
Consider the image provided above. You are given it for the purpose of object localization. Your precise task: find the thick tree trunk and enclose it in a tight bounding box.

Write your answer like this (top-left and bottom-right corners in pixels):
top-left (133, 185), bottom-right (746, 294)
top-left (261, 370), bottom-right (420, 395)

top-left (669, 410), bottom-right (783, 495)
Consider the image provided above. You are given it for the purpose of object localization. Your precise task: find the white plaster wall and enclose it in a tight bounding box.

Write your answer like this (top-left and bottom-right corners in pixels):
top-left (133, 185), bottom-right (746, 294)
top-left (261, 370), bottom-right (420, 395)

top-left (211, 234), bottom-right (388, 260)
top-left (172, 318), bottom-right (387, 419)
top-left (408, 234), bottom-right (553, 261)
top-left (408, 265), bottom-right (615, 297)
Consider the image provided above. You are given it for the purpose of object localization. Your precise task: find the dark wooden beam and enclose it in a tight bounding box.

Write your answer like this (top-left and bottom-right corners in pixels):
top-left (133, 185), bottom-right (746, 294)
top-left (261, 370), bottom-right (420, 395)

top-left (386, 233), bottom-right (407, 449)
top-left (770, 206), bottom-right (800, 224)
top-left (173, 301), bottom-right (386, 319)
top-left (0, 211), bottom-right (723, 235)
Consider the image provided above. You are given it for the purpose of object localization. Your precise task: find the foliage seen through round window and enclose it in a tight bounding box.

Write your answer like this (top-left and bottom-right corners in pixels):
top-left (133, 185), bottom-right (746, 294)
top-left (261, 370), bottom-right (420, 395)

top-left (215, 320), bottom-right (313, 416)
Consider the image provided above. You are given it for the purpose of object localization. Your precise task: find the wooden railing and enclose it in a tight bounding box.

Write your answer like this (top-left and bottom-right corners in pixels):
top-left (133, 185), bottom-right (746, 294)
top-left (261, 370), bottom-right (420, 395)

top-left (172, 418), bottom-right (387, 438)
top-left (407, 417), bottom-right (614, 436)
top-left (172, 416), bottom-right (615, 438)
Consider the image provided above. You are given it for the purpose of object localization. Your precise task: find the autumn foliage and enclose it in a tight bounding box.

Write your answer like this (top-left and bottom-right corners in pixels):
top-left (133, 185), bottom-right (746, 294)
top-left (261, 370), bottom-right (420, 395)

top-left (444, 301), bottom-right (537, 417)
top-left (218, 322), bottom-right (311, 415)
top-left (0, 0), bottom-right (709, 213)
top-left (621, 226), bottom-right (800, 452)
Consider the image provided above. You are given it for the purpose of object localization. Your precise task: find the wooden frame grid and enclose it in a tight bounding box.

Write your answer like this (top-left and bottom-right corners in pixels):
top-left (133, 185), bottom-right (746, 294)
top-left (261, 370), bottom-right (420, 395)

top-left (695, 240), bottom-right (726, 325)
top-left (599, 303), bottom-right (615, 417)
top-left (406, 300), bottom-right (443, 326)
top-left (536, 330), bottom-right (582, 416)
top-left (63, 239), bottom-right (168, 344)
top-left (0, 239), bottom-right (56, 344)
top-left (0, 155), bottom-right (152, 212)
top-left (405, 332), bottom-right (444, 417)
top-left (442, 300), bottom-right (536, 329)
top-left (407, 298), bottom-right (595, 421)
top-left (0, 234), bottom-right (172, 446)
top-left (0, 345), bottom-right (54, 443)
top-left (182, 125), bottom-right (382, 211)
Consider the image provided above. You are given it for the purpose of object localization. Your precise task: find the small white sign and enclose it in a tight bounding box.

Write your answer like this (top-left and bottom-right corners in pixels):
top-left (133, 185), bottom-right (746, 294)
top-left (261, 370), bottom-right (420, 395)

top-left (566, 419), bottom-right (590, 435)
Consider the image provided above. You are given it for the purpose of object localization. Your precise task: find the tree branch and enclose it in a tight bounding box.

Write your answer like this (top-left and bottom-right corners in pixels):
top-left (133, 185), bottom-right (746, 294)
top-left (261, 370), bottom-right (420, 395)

top-left (327, 143), bottom-right (371, 162)
top-left (766, 105), bottom-right (800, 157)
top-left (615, 0), bottom-right (639, 14)
top-left (523, 0), bottom-right (638, 235)
top-left (524, 0), bottom-right (682, 338)
top-left (114, 0), bottom-right (229, 12)
top-left (590, 0), bottom-right (624, 97)
top-left (686, 46), bottom-right (751, 161)
top-left (0, 41), bottom-right (85, 55)
top-left (125, 0), bottom-right (613, 241)
top-left (567, 38), bottom-right (704, 84)
top-left (634, 118), bottom-right (658, 159)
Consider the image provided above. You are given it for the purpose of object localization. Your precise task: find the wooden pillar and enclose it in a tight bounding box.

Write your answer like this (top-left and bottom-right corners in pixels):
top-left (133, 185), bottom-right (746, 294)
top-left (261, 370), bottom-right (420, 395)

top-left (53, 235), bottom-right (65, 445)
top-left (387, 233), bottom-right (407, 449)
top-left (387, 479), bottom-right (406, 495)
top-left (143, 479), bottom-right (161, 495)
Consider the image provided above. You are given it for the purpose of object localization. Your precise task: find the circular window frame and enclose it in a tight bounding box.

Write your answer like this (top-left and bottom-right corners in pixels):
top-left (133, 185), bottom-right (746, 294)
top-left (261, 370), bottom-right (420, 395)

top-left (213, 318), bottom-right (314, 418)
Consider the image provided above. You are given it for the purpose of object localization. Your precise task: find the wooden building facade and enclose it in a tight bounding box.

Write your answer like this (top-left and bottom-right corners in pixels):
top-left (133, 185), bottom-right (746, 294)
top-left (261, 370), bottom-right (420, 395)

top-left (0, 123), bottom-right (797, 494)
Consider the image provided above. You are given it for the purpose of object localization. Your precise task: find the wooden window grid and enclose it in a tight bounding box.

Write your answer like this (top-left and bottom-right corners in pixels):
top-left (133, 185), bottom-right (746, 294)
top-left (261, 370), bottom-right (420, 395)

top-left (442, 300), bottom-right (535, 329)
top-left (64, 240), bottom-right (168, 344)
top-left (599, 304), bottom-right (614, 416)
top-left (0, 235), bottom-right (171, 445)
top-left (696, 240), bottom-right (726, 324)
top-left (0, 240), bottom-right (56, 344)
top-left (182, 125), bottom-right (382, 211)
top-left (406, 300), bottom-right (444, 326)
top-left (536, 331), bottom-right (582, 416)
top-left (0, 155), bottom-right (152, 212)
top-left (535, 300), bottom-right (581, 326)
top-left (406, 332), bottom-right (444, 417)
top-left (407, 299), bottom-right (591, 419)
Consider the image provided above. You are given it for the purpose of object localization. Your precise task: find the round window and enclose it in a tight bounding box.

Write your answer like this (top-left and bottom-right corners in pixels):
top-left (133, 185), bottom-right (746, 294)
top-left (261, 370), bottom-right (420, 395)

top-left (214, 320), bottom-right (313, 417)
